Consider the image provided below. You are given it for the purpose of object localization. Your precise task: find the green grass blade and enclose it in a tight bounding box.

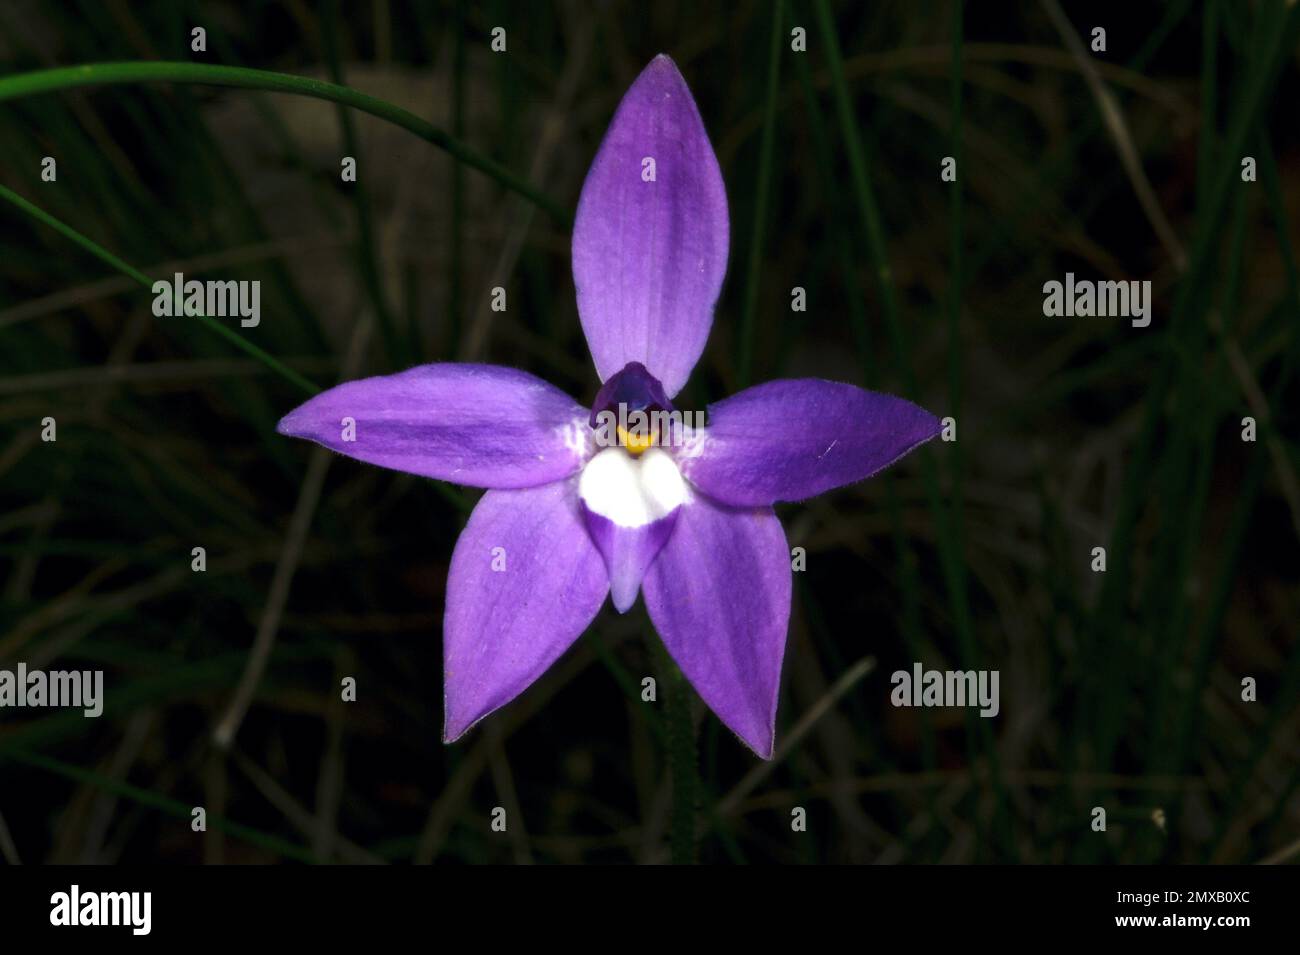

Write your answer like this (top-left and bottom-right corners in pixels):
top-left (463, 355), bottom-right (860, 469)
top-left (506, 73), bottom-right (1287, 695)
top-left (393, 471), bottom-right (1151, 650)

top-left (3, 748), bottom-right (319, 863)
top-left (322, 0), bottom-right (402, 366)
top-left (0, 61), bottom-right (571, 225)
top-left (736, 0), bottom-right (784, 388)
top-left (0, 182), bottom-right (319, 395)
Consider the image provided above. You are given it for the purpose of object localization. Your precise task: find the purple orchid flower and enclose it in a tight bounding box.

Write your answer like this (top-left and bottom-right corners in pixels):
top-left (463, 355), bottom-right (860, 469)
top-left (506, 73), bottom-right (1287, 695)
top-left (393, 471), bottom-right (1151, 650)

top-left (277, 54), bottom-right (940, 758)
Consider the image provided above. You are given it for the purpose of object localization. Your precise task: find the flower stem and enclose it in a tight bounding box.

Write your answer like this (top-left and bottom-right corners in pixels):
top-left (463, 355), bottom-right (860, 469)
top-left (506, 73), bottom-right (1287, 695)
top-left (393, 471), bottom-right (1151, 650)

top-left (0, 62), bottom-right (572, 226)
top-left (651, 636), bottom-right (698, 864)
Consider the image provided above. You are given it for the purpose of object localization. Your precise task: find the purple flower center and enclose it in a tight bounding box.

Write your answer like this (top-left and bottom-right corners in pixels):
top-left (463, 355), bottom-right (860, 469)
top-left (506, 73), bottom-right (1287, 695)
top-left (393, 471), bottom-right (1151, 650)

top-left (588, 362), bottom-right (674, 455)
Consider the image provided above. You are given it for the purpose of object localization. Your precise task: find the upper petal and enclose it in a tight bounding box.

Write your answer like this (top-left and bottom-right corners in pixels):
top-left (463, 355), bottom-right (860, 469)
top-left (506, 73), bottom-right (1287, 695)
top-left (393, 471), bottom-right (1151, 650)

top-left (678, 378), bottom-right (941, 507)
top-left (277, 363), bottom-right (590, 489)
top-left (443, 479), bottom-right (609, 741)
top-left (642, 494), bottom-right (791, 758)
top-left (572, 54), bottom-right (729, 398)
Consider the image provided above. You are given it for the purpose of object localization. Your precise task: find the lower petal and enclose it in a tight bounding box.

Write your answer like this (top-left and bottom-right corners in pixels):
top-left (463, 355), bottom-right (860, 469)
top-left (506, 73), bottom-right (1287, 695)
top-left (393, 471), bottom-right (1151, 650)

top-left (443, 479), bottom-right (609, 741)
top-left (642, 495), bottom-right (792, 758)
top-left (578, 447), bottom-right (687, 613)
top-left (582, 509), bottom-right (677, 613)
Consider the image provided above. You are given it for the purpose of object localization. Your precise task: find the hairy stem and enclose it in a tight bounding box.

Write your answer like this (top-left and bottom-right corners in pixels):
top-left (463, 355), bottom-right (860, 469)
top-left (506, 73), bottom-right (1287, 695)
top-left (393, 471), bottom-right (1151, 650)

top-left (657, 640), bottom-right (698, 864)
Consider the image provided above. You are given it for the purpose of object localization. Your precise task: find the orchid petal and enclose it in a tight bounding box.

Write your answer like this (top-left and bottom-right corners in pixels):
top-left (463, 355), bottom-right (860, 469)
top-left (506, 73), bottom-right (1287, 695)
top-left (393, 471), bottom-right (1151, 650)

top-left (679, 378), bottom-right (940, 507)
top-left (578, 447), bottom-right (687, 612)
top-left (582, 512), bottom-right (678, 615)
top-left (642, 494), bottom-right (791, 758)
top-left (443, 479), bottom-right (609, 741)
top-left (277, 363), bottom-right (589, 489)
top-left (572, 54), bottom-right (729, 398)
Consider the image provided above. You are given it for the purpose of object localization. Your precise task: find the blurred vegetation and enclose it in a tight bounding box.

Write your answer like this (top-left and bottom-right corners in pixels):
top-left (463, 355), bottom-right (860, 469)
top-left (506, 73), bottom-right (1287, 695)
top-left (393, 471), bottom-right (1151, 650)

top-left (0, 0), bottom-right (1298, 864)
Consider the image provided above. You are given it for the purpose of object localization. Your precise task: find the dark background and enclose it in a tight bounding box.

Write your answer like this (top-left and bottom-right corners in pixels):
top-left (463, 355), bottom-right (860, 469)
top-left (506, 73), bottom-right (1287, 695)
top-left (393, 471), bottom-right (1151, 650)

top-left (1, 0), bottom-right (1298, 864)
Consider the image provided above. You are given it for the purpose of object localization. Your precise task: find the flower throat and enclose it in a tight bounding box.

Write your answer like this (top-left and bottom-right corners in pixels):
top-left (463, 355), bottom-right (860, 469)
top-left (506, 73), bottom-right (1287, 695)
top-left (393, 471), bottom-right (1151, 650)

top-left (588, 361), bottom-right (702, 454)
